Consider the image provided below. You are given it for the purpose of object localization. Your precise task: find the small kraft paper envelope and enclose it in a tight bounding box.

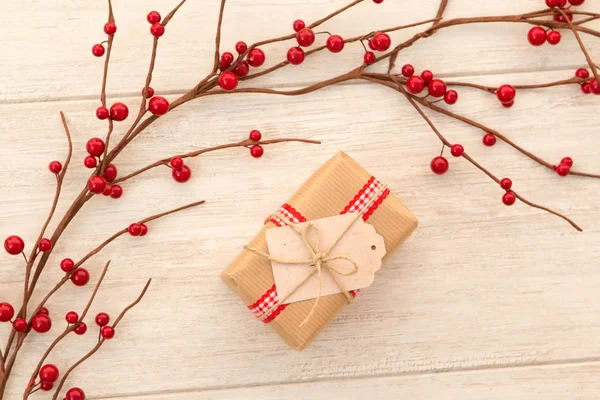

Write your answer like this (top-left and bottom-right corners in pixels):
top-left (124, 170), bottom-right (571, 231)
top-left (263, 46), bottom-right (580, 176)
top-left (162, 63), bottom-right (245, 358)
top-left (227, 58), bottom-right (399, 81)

top-left (221, 151), bottom-right (418, 350)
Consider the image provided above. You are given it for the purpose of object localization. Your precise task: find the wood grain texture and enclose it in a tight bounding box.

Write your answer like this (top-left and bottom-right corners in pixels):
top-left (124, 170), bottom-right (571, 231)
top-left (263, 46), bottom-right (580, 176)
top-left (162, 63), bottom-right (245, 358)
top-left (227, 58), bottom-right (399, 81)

top-left (1, 0), bottom-right (599, 399)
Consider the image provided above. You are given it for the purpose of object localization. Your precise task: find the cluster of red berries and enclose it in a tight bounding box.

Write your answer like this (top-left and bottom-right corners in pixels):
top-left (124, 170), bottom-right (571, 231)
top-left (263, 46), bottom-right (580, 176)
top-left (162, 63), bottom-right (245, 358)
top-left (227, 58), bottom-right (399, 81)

top-left (527, 27), bottom-right (561, 46)
top-left (554, 156), bottom-right (574, 177)
top-left (248, 129), bottom-right (264, 158)
top-left (36, 363), bottom-right (60, 391)
top-left (499, 178), bottom-right (517, 206)
top-left (128, 222), bottom-right (149, 237)
top-left (429, 144), bottom-right (464, 175)
top-left (85, 139), bottom-right (123, 197)
top-left (545, 0), bottom-right (584, 21)
top-left (59, 257), bottom-right (90, 287)
top-left (495, 84), bottom-right (517, 108)
top-left (4, 235), bottom-right (53, 255)
top-left (362, 32), bottom-right (391, 65)
top-left (285, 20), bottom-right (345, 66)
top-left (577, 68), bottom-right (600, 95)
top-left (402, 67), bottom-right (458, 105)
top-left (147, 10), bottom-right (165, 37)
top-left (218, 41), bottom-right (265, 91)
top-left (170, 157), bottom-right (192, 183)
top-left (1, 303), bottom-right (53, 334)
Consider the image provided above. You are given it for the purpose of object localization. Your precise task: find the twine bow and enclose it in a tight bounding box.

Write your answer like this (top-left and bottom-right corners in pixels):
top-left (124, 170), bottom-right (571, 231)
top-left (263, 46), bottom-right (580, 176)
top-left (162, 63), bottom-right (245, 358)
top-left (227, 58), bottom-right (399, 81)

top-left (244, 184), bottom-right (387, 326)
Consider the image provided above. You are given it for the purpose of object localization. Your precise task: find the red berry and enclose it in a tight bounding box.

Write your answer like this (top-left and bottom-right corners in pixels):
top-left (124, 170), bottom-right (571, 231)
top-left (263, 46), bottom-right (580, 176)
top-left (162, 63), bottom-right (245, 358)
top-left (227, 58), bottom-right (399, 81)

top-left (296, 28), bottom-right (315, 47)
top-left (427, 79), bottom-right (447, 97)
top-left (220, 52), bottom-right (234, 70)
top-left (142, 86), bottom-right (155, 98)
top-left (576, 68), bottom-right (589, 79)
top-left (502, 100), bottom-right (515, 108)
top-left (170, 157), bottom-right (184, 170)
top-left (581, 83), bottom-right (591, 94)
top-left (86, 138), bottom-right (105, 157)
top-left (88, 176), bottom-right (107, 194)
top-left (233, 61), bottom-right (250, 77)
top-left (61, 258), bottom-right (76, 273)
top-left (128, 223), bottom-right (142, 236)
top-left (561, 157), bottom-right (573, 168)
top-left (102, 184), bottom-right (112, 196)
top-left (293, 19), bottom-right (305, 32)
top-left (74, 322), bottom-right (87, 335)
top-left (363, 51), bottom-right (376, 65)
top-left (218, 72), bottom-right (238, 91)
top-left (450, 144), bottom-right (464, 157)
top-left (40, 364), bottom-right (60, 383)
top-left (568, 0), bottom-right (585, 4)
top-left (430, 156), bottom-right (449, 175)
top-left (41, 382), bottom-right (53, 391)
top-left (110, 185), bottom-right (123, 199)
top-left (103, 22), bottom-right (117, 35)
top-left (92, 44), bottom-right (105, 57)
top-left (66, 387), bottom-right (86, 400)
top-left (528, 27), bottom-right (547, 46)
top-left (444, 90), bottom-right (458, 105)
top-left (38, 238), bottom-right (52, 252)
top-left (103, 164), bottom-right (118, 182)
top-left (553, 12), bottom-right (573, 22)
top-left (401, 64), bottom-right (414, 77)
top-left (172, 165), bottom-right (192, 183)
top-left (556, 163), bottom-right (570, 176)
top-left (370, 32), bottom-right (391, 51)
top-left (500, 178), bottom-right (513, 190)
top-left (38, 307), bottom-right (49, 315)
top-left (406, 76), bottom-right (425, 94)
top-left (148, 96), bottom-right (170, 115)
top-left (483, 133), bottom-right (497, 146)
top-left (110, 102), bottom-right (129, 121)
top-left (0, 303), bottom-right (15, 322)
top-left (84, 156), bottom-right (97, 169)
top-left (4, 236), bottom-right (25, 255)
top-left (49, 161), bottom-right (62, 174)
top-left (547, 31), bottom-right (561, 45)
top-left (140, 224), bottom-right (148, 236)
top-left (420, 70), bottom-right (433, 83)
top-left (235, 41), bottom-right (248, 54)
top-left (66, 311), bottom-right (79, 324)
top-left (250, 145), bottom-right (264, 158)
top-left (95, 312), bottom-right (110, 327)
top-left (502, 192), bottom-right (516, 206)
top-left (31, 314), bottom-right (52, 333)
top-left (496, 84), bottom-right (516, 103)
top-left (71, 269), bottom-right (90, 287)
top-left (287, 47), bottom-right (305, 65)
top-left (96, 106), bottom-right (109, 120)
top-left (101, 326), bottom-right (115, 339)
top-left (249, 130), bottom-right (262, 141)
top-left (326, 35), bottom-right (345, 53)
top-left (546, 0), bottom-right (560, 6)
top-left (247, 48), bottom-right (266, 67)
top-left (150, 23), bottom-right (165, 37)
top-left (13, 318), bottom-right (27, 332)
top-left (373, 0), bottom-right (384, 3)
top-left (590, 79), bottom-right (600, 94)
top-left (147, 11), bottom-right (161, 24)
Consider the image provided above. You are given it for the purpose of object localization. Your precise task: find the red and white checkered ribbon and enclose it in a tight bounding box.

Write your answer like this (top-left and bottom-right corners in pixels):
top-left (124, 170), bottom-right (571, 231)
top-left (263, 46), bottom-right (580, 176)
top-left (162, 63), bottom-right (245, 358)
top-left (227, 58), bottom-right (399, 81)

top-left (250, 176), bottom-right (390, 324)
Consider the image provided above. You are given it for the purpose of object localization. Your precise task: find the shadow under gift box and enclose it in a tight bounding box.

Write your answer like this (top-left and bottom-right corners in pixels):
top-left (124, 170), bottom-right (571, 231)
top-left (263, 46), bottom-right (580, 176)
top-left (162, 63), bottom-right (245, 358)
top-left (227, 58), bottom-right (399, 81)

top-left (221, 151), bottom-right (418, 351)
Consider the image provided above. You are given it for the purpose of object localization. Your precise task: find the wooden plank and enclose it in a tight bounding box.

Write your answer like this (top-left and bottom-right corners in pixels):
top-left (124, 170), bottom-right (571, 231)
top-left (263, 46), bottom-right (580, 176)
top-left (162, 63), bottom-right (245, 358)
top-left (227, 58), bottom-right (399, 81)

top-left (104, 362), bottom-right (600, 400)
top-left (0, 0), bottom-right (598, 102)
top-left (1, 68), bottom-right (599, 398)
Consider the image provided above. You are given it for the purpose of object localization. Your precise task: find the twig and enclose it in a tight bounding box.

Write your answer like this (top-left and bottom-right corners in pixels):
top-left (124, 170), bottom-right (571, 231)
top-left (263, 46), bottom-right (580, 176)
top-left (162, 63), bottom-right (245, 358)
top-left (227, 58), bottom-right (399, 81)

top-left (51, 280), bottom-right (152, 400)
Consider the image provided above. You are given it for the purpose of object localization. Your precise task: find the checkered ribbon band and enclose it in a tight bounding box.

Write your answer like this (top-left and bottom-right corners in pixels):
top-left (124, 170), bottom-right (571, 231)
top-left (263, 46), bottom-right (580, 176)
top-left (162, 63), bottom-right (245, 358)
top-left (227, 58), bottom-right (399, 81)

top-left (248, 176), bottom-right (389, 323)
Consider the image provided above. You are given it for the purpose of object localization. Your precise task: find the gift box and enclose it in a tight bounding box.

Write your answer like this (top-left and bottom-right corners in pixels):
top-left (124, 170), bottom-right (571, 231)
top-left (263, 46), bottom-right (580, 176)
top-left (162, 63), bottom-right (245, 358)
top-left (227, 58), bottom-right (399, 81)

top-left (221, 151), bottom-right (418, 350)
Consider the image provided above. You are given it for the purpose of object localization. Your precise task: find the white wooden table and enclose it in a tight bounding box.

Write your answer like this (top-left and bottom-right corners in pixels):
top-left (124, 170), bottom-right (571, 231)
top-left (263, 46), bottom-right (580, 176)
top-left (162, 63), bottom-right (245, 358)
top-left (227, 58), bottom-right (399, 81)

top-left (1, 0), bottom-right (599, 399)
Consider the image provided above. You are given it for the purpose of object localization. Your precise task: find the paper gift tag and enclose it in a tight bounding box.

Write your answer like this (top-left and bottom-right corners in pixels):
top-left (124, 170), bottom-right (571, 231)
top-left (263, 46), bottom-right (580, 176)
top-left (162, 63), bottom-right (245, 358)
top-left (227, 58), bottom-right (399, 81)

top-left (265, 214), bottom-right (386, 305)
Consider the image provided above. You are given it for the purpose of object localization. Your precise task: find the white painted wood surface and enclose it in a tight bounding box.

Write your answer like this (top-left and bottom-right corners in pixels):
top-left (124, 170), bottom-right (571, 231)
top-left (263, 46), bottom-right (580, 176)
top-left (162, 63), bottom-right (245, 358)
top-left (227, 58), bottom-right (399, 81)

top-left (1, 0), bottom-right (599, 399)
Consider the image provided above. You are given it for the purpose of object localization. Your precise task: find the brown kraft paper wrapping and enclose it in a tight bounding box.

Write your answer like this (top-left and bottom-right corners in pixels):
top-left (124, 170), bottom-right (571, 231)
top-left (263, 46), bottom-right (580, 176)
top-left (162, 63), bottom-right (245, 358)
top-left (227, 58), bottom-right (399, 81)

top-left (221, 151), bottom-right (418, 351)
